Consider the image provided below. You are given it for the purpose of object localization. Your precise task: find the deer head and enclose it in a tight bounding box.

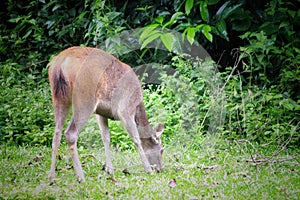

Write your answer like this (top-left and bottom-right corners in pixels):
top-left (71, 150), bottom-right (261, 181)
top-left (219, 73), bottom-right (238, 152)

top-left (141, 123), bottom-right (164, 172)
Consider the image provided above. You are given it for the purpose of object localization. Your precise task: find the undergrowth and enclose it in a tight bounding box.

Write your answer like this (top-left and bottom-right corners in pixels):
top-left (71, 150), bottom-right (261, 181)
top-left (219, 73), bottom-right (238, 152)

top-left (0, 55), bottom-right (299, 150)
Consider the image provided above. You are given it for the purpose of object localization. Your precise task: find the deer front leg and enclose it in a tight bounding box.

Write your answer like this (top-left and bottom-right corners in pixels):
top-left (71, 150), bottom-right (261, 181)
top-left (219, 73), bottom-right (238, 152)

top-left (65, 119), bottom-right (85, 182)
top-left (120, 115), bottom-right (152, 173)
top-left (96, 115), bottom-right (114, 174)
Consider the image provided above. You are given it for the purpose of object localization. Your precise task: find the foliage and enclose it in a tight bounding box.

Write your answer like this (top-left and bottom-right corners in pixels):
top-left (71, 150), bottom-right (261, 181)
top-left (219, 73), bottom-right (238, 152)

top-left (79, 117), bottom-right (135, 151)
top-left (0, 0), bottom-right (126, 66)
top-left (0, 5), bottom-right (299, 200)
top-left (239, 0), bottom-right (300, 99)
top-left (137, 0), bottom-right (218, 51)
top-left (223, 73), bottom-right (300, 147)
top-left (1, 143), bottom-right (299, 199)
top-left (0, 62), bottom-right (53, 146)
top-left (84, 0), bottom-right (126, 46)
top-left (0, 0), bottom-right (299, 151)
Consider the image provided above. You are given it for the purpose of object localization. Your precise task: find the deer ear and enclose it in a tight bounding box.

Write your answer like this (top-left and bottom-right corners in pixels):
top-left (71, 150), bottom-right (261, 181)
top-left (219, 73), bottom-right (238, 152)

top-left (155, 123), bottom-right (164, 138)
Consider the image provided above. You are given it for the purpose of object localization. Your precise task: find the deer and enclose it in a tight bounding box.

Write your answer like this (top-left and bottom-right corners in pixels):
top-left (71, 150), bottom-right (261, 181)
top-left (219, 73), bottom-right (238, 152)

top-left (48, 46), bottom-right (164, 183)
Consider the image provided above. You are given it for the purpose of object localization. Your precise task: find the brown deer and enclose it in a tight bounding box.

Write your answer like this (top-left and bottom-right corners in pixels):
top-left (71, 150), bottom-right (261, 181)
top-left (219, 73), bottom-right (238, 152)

top-left (48, 46), bottom-right (164, 182)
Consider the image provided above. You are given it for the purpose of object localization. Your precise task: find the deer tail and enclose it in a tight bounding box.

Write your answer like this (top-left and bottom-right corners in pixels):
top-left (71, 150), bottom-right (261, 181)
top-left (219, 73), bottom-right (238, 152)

top-left (51, 65), bottom-right (69, 100)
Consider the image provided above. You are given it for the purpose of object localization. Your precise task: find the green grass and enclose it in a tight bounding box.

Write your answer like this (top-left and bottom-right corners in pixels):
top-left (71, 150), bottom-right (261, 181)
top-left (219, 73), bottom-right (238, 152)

top-left (0, 140), bottom-right (299, 199)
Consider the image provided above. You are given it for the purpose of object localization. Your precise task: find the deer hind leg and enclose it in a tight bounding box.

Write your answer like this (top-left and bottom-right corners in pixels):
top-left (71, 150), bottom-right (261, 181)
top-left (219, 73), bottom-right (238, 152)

top-left (49, 103), bottom-right (69, 183)
top-left (64, 118), bottom-right (85, 182)
top-left (96, 115), bottom-right (114, 174)
top-left (119, 113), bottom-right (152, 173)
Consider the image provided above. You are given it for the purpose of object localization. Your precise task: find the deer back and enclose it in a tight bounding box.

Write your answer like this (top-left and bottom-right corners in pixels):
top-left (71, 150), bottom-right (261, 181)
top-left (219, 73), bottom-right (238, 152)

top-left (49, 46), bottom-right (143, 129)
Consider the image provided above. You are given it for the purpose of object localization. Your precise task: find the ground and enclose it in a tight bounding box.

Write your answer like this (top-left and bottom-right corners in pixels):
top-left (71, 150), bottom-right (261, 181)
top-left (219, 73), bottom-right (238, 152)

top-left (0, 140), bottom-right (299, 199)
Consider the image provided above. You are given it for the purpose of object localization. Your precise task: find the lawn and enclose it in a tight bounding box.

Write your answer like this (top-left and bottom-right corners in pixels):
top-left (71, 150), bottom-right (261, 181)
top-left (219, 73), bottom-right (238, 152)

top-left (0, 139), bottom-right (299, 199)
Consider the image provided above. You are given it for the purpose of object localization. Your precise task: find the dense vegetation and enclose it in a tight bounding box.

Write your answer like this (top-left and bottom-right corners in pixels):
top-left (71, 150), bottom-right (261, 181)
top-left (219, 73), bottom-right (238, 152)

top-left (0, 0), bottom-right (299, 198)
top-left (1, 0), bottom-right (298, 148)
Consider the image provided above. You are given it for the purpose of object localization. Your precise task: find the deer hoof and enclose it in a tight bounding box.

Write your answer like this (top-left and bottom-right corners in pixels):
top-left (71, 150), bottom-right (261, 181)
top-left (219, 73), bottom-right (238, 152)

top-left (145, 167), bottom-right (153, 174)
top-left (77, 176), bottom-right (85, 183)
top-left (107, 168), bottom-right (114, 175)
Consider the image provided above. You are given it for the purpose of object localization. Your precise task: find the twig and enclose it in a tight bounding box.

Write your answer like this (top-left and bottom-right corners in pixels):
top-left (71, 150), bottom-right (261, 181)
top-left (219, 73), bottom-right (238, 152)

top-left (217, 50), bottom-right (225, 65)
top-left (200, 51), bottom-right (245, 128)
top-left (246, 155), bottom-right (300, 166)
top-left (26, 60), bottom-right (48, 69)
top-left (237, 71), bottom-right (246, 129)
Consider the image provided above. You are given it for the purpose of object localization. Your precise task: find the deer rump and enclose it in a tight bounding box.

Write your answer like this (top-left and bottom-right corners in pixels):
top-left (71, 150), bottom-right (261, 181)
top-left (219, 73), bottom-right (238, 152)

top-left (48, 46), bottom-right (163, 183)
top-left (50, 46), bottom-right (142, 124)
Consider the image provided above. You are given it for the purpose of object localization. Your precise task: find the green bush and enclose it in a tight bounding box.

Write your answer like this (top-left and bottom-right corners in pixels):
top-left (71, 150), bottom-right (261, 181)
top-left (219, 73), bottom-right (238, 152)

top-left (0, 62), bottom-right (53, 146)
top-left (224, 76), bottom-right (300, 147)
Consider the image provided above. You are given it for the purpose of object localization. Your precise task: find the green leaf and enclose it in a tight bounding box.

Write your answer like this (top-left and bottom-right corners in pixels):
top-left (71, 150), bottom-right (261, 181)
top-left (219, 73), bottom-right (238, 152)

top-left (216, 19), bottom-right (228, 40)
top-left (163, 12), bottom-right (184, 28)
top-left (185, 0), bottom-right (194, 15)
top-left (160, 33), bottom-right (174, 51)
top-left (140, 32), bottom-right (161, 49)
top-left (200, 1), bottom-right (209, 22)
top-left (222, 4), bottom-right (242, 19)
top-left (202, 25), bottom-right (213, 42)
top-left (155, 16), bottom-right (164, 25)
top-left (139, 24), bottom-right (159, 43)
top-left (186, 27), bottom-right (196, 45)
top-left (23, 29), bottom-right (32, 39)
top-left (215, 1), bottom-right (230, 17)
top-left (279, 21), bottom-right (289, 29)
top-left (196, 24), bottom-right (204, 30)
top-left (52, 4), bottom-right (61, 12)
top-left (288, 10), bottom-right (296, 18)
top-left (69, 8), bottom-right (76, 17)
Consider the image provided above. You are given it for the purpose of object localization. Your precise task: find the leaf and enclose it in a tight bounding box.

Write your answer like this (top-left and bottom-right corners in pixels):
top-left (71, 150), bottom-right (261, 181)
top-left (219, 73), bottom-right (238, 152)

top-left (139, 24), bottom-right (159, 43)
top-left (52, 4), bottom-right (61, 12)
top-left (69, 8), bottom-right (76, 17)
top-left (185, 0), bottom-right (194, 15)
top-left (155, 16), bottom-right (164, 24)
top-left (140, 31), bottom-right (161, 49)
top-left (222, 4), bottom-right (242, 19)
top-left (23, 30), bottom-right (32, 39)
top-left (163, 12), bottom-right (184, 28)
top-left (170, 11), bottom-right (184, 22)
top-left (122, 168), bottom-right (131, 175)
top-left (186, 27), bottom-right (196, 45)
top-left (199, 1), bottom-right (209, 22)
top-left (202, 25), bottom-right (213, 42)
top-left (279, 21), bottom-right (289, 29)
top-left (169, 178), bottom-right (177, 188)
top-left (160, 33), bottom-right (174, 52)
top-left (216, 19), bottom-right (228, 40)
top-left (215, 1), bottom-right (230, 17)
top-left (108, 177), bottom-right (117, 183)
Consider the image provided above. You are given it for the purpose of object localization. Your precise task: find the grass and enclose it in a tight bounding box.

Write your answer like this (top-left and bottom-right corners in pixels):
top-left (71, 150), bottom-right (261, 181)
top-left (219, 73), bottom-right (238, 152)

top-left (0, 138), bottom-right (299, 200)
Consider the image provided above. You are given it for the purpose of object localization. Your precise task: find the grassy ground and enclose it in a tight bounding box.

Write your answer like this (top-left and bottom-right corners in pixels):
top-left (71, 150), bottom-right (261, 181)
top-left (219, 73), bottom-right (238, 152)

top-left (0, 140), bottom-right (299, 199)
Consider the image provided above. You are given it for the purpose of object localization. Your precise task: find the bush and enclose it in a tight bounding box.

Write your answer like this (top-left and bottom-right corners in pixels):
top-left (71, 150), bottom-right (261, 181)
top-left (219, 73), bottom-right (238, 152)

top-left (0, 62), bottom-right (53, 146)
top-left (224, 75), bottom-right (300, 147)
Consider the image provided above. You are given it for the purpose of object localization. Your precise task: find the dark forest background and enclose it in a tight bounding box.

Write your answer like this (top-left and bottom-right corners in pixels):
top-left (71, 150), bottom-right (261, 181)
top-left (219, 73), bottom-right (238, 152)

top-left (0, 0), bottom-right (299, 149)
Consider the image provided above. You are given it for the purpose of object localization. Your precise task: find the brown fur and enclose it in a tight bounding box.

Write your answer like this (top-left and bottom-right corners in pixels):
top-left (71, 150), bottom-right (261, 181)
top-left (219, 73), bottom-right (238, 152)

top-left (48, 46), bottom-right (164, 183)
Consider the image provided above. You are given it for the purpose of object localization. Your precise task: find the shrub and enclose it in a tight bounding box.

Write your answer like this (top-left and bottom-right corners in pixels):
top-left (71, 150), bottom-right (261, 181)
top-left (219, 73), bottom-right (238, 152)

top-left (0, 62), bottom-right (53, 146)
